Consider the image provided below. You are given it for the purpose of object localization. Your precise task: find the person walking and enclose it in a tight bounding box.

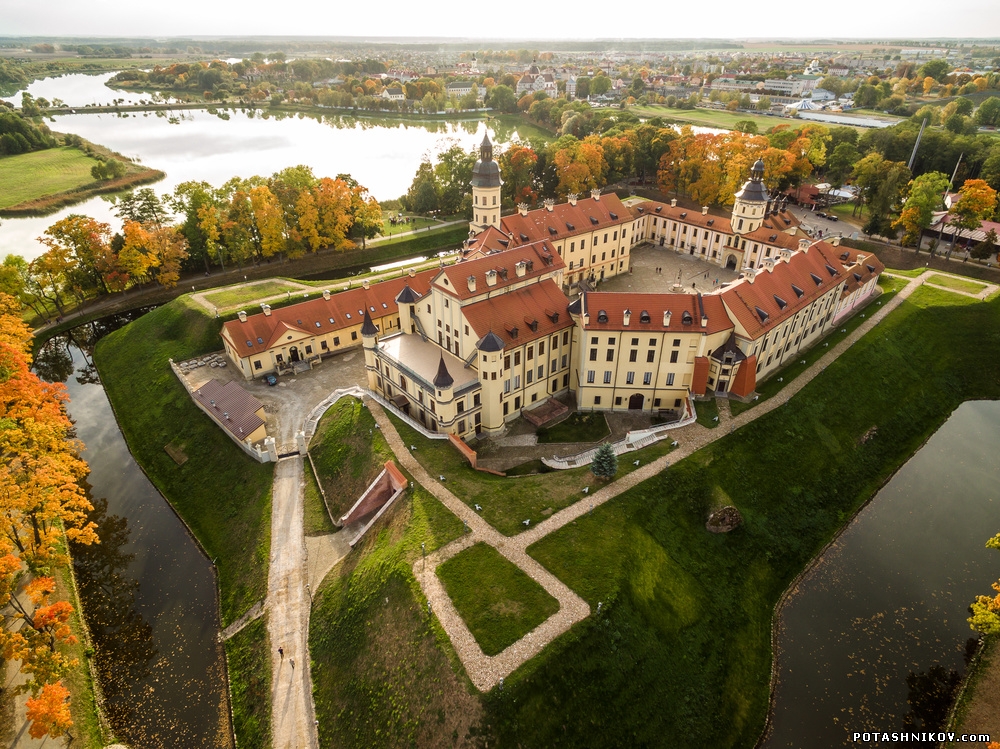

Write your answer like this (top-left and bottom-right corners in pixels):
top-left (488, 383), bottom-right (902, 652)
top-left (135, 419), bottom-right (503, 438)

top-left (278, 646), bottom-right (284, 659)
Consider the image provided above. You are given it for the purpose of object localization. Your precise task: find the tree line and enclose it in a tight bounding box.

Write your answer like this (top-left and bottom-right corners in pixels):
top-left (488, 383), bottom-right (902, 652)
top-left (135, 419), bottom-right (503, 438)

top-left (0, 295), bottom-right (98, 740)
top-left (1, 167), bottom-right (382, 320)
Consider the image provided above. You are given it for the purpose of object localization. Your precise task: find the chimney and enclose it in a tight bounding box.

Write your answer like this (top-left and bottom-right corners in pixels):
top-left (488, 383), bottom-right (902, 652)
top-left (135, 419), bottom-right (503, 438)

top-left (778, 248), bottom-right (792, 262)
top-left (210, 399), bottom-right (216, 407)
top-left (544, 199), bottom-right (555, 212)
top-left (670, 199), bottom-right (677, 208)
top-left (238, 311), bottom-right (247, 323)
top-left (762, 257), bottom-right (776, 271)
top-left (262, 304), bottom-right (272, 316)
top-left (856, 254), bottom-right (866, 264)
top-left (798, 239), bottom-right (811, 253)
top-left (701, 314), bottom-right (708, 328)
top-left (591, 188), bottom-right (601, 201)
top-left (515, 260), bottom-right (527, 277)
top-left (485, 269), bottom-right (497, 286)
top-left (830, 235), bottom-right (841, 246)
top-left (623, 309), bottom-right (631, 326)
top-left (663, 310), bottom-right (672, 327)
top-left (224, 412), bottom-right (229, 420)
top-left (322, 289), bottom-right (330, 300)
top-left (745, 268), bottom-right (757, 284)
top-left (517, 202), bottom-right (529, 216)
top-left (408, 267), bottom-right (416, 277)
top-left (701, 206), bottom-right (709, 215)
top-left (467, 275), bottom-right (476, 292)
top-left (362, 279), bottom-right (370, 290)
top-left (568, 193), bottom-right (578, 206)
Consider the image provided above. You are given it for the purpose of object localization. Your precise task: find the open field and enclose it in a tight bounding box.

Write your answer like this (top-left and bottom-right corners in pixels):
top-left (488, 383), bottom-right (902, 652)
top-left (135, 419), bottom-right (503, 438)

top-left (630, 105), bottom-right (788, 132)
top-left (926, 274), bottom-right (988, 294)
top-left (203, 280), bottom-right (304, 309)
top-left (437, 543), bottom-right (559, 657)
top-left (0, 146), bottom-right (99, 209)
top-left (493, 285), bottom-right (1000, 748)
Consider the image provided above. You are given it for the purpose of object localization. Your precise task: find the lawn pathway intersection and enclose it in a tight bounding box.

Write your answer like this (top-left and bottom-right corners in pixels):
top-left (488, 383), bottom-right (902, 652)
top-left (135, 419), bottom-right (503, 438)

top-left (257, 269), bottom-right (998, 747)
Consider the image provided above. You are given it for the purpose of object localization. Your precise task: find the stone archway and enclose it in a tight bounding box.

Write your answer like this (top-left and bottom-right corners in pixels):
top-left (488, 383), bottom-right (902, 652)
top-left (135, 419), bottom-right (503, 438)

top-left (725, 254), bottom-right (738, 270)
top-left (628, 393), bottom-right (644, 410)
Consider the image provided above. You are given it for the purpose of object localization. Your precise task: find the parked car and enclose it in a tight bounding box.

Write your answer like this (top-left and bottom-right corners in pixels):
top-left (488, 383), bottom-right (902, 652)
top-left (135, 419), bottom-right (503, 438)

top-left (815, 211), bottom-right (828, 219)
top-left (827, 215), bottom-right (839, 222)
top-left (264, 374), bottom-right (278, 386)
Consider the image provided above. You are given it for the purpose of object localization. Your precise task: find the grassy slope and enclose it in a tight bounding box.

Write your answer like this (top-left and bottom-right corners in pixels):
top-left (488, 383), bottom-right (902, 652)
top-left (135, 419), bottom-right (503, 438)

top-left (630, 105), bottom-right (792, 133)
top-left (203, 280), bottom-right (303, 309)
top-left (926, 274), bottom-right (987, 294)
top-left (498, 286), bottom-right (1000, 748)
top-left (225, 617), bottom-right (272, 749)
top-left (308, 398), bottom-right (395, 519)
top-left (537, 412), bottom-right (610, 444)
top-left (438, 543), bottom-right (559, 657)
top-left (390, 415), bottom-right (674, 536)
top-left (94, 297), bottom-right (273, 748)
top-left (0, 147), bottom-right (99, 209)
top-left (308, 397), bottom-right (477, 749)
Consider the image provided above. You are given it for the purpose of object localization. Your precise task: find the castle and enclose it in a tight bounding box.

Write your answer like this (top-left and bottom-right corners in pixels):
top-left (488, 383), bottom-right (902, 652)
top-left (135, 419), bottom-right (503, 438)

top-left (222, 133), bottom-right (883, 439)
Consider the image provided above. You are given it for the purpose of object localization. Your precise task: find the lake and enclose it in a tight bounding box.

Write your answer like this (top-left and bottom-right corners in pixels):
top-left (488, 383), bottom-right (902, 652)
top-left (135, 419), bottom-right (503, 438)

top-left (765, 400), bottom-right (1000, 747)
top-left (1, 73), bottom-right (525, 261)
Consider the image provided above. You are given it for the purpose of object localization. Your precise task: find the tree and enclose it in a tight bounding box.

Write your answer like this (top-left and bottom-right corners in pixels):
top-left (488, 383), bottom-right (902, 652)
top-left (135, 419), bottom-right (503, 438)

top-left (852, 153), bottom-right (911, 238)
top-left (918, 59), bottom-right (951, 83)
top-left (498, 143), bottom-right (538, 207)
top-left (113, 188), bottom-right (168, 229)
top-left (948, 179), bottom-right (998, 256)
top-left (488, 84), bottom-right (516, 113)
top-left (975, 96), bottom-right (1000, 127)
top-left (591, 443), bottom-right (618, 479)
top-left (970, 228), bottom-right (998, 261)
top-left (968, 533), bottom-right (1000, 635)
top-left (733, 120), bottom-right (758, 134)
top-left (90, 158), bottom-right (126, 181)
top-left (404, 161), bottom-right (440, 214)
top-left (893, 171), bottom-right (950, 247)
top-left (25, 682), bottom-right (73, 740)
top-left (591, 74), bottom-right (612, 97)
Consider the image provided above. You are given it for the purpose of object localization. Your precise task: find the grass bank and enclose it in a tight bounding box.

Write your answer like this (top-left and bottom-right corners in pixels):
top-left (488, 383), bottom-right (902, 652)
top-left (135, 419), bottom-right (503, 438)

top-left (536, 412), bottom-right (610, 444)
top-left (203, 280), bottom-right (305, 309)
top-left (308, 397), bottom-right (479, 749)
top-left (437, 543), bottom-right (559, 656)
top-left (391, 414), bottom-right (674, 536)
top-left (0, 147), bottom-right (100, 209)
top-left (490, 285), bottom-right (1000, 748)
top-left (93, 296), bottom-right (272, 747)
top-left (225, 617), bottom-right (272, 749)
top-left (926, 274), bottom-right (987, 294)
top-left (630, 105), bottom-right (793, 133)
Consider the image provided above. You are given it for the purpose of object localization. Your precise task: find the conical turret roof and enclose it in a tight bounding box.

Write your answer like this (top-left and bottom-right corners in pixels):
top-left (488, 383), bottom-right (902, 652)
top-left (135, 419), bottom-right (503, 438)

top-left (433, 354), bottom-right (454, 388)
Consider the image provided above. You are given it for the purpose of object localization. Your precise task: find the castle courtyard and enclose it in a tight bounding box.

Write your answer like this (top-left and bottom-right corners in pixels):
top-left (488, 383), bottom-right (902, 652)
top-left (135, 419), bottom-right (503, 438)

top-left (598, 241), bottom-right (742, 294)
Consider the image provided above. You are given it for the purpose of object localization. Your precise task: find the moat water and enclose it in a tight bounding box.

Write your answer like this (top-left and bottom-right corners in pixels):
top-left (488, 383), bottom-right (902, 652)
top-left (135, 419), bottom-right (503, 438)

top-left (766, 400), bottom-right (1000, 747)
top-left (36, 317), bottom-right (233, 749)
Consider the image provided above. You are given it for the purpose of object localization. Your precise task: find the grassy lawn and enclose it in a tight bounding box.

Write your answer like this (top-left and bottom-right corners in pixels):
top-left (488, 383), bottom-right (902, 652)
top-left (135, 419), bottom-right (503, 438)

top-left (308, 398), bottom-right (395, 519)
top-left (303, 461), bottom-right (337, 536)
top-left (536, 412), bottom-right (610, 444)
top-left (694, 397), bottom-right (719, 428)
top-left (830, 202), bottom-right (863, 221)
top-left (730, 279), bottom-right (905, 418)
top-left (390, 414), bottom-right (674, 536)
top-left (368, 222), bottom-right (466, 251)
top-left (925, 274), bottom-right (988, 294)
top-left (630, 105), bottom-right (793, 133)
top-left (380, 214), bottom-right (438, 234)
top-left (886, 266), bottom-right (927, 278)
top-left (309, 430), bottom-right (474, 748)
top-left (499, 284), bottom-right (1000, 748)
top-left (225, 617), bottom-right (271, 749)
top-left (437, 543), bottom-right (559, 657)
top-left (203, 280), bottom-right (303, 309)
top-left (0, 147), bottom-right (99, 209)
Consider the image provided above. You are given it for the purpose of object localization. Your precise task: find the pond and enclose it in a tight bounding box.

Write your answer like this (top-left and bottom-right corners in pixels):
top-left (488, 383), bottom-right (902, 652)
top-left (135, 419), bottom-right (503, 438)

top-left (36, 317), bottom-right (233, 749)
top-left (765, 400), bottom-right (1000, 747)
top-left (1, 73), bottom-right (531, 262)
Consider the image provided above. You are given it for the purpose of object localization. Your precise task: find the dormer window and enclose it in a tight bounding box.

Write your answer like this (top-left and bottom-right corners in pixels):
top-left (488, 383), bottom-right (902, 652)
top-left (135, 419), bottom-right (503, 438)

top-left (315, 322), bottom-right (322, 328)
top-left (679, 212), bottom-right (687, 219)
top-left (609, 212), bottom-right (618, 220)
top-left (825, 264), bottom-right (838, 277)
top-left (655, 206), bottom-right (662, 212)
top-left (754, 306), bottom-right (769, 324)
top-left (639, 310), bottom-right (651, 324)
top-left (257, 337), bottom-right (264, 344)
top-left (566, 222), bottom-right (575, 231)
top-left (773, 295), bottom-right (787, 310)
top-left (707, 219), bottom-right (714, 226)
top-left (329, 317), bottom-right (335, 324)
top-left (519, 233), bottom-right (529, 241)
top-left (791, 285), bottom-right (804, 298)
top-left (681, 311), bottom-right (693, 325)
top-left (809, 273), bottom-right (823, 286)
top-left (548, 226), bottom-right (557, 235)
top-left (590, 216), bottom-right (599, 225)
top-left (597, 310), bottom-right (609, 323)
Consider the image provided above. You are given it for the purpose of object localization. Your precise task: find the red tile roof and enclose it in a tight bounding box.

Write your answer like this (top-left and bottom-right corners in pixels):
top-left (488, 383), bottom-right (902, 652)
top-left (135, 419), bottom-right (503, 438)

top-left (580, 292), bottom-right (732, 335)
top-left (631, 201), bottom-right (733, 234)
top-left (719, 241), bottom-right (865, 338)
top-left (438, 240), bottom-right (564, 301)
top-left (222, 269), bottom-right (436, 357)
top-left (462, 279), bottom-right (573, 349)
top-left (192, 379), bottom-right (265, 440)
top-left (692, 357), bottom-right (710, 396)
top-left (499, 193), bottom-right (631, 246)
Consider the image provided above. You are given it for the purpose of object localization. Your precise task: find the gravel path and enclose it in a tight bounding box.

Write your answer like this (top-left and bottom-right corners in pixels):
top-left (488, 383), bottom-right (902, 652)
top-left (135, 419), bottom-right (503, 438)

top-left (377, 275), bottom-right (994, 692)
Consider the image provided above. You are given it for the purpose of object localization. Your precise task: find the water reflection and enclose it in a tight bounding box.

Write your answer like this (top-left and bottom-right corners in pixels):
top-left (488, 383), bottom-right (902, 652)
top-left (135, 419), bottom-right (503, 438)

top-left (766, 401), bottom-right (1000, 748)
top-left (39, 317), bottom-right (232, 748)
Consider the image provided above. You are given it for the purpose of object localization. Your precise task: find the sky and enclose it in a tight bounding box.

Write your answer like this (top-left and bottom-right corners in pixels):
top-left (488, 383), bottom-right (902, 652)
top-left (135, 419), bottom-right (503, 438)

top-left (2, 0), bottom-right (1000, 41)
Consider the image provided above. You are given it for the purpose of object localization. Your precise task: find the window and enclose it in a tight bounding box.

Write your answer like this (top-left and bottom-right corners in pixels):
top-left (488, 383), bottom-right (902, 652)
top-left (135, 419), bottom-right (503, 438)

top-left (321, 341), bottom-right (328, 350)
top-left (654, 398), bottom-right (661, 407)
top-left (351, 331), bottom-right (358, 341)
top-left (626, 371), bottom-right (635, 385)
top-left (561, 355), bottom-right (568, 368)
top-left (457, 401), bottom-right (465, 413)
top-left (492, 195), bottom-right (497, 205)
top-left (474, 393), bottom-right (481, 407)
top-left (563, 374), bottom-right (570, 387)
top-left (647, 350), bottom-right (655, 363)
top-left (615, 397), bottom-right (623, 406)
top-left (514, 396), bottom-right (521, 409)
top-left (563, 332), bottom-right (570, 346)
top-left (514, 351), bottom-right (521, 366)
top-left (606, 350), bottom-right (615, 362)
top-left (590, 348), bottom-right (598, 361)
top-left (581, 239), bottom-right (586, 249)
top-left (514, 374), bottom-right (521, 389)
top-left (666, 373), bottom-right (675, 386)
top-left (591, 336), bottom-right (598, 344)
top-left (673, 339), bottom-right (681, 347)
top-left (587, 370), bottom-right (595, 383)
top-left (526, 370), bottom-right (534, 384)
top-left (465, 325), bottom-right (469, 335)
top-left (504, 355), bottom-right (510, 369)
top-left (254, 361), bottom-right (262, 370)
top-left (643, 372), bottom-right (652, 385)
top-left (604, 233), bottom-right (608, 243)
top-left (459, 420), bottom-right (466, 434)
top-left (613, 230), bottom-right (618, 240)
top-left (604, 371), bottom-right (612, 384)
top-left (670, 351), bottom-right (679, 363)
top-left (504, 379), bottom-right (511, 393)
top-left (504, 402), bottom-right (509, 415)
top-left (629, 350), bottom-right (637, 362)
top-left (334, 337), bottom-right (340, 346)
top-left (539, 342), bottom-right (545, 355)
top-left (305, 345), bottom-right (313, 355)
top-left (594, 396), bottom-right (601, 405)
top-left (551, 359), bottom-right (557, 372)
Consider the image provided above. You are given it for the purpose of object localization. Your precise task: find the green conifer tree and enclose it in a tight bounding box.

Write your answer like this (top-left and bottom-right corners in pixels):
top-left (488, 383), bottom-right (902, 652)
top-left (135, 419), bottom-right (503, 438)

top-left (591, 442), bottom-right (618, 479)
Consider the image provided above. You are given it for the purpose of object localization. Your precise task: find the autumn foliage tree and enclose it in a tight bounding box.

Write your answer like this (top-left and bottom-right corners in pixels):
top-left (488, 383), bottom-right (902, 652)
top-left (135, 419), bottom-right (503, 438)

top-left (968, 533), bottom-right (1000, 636)
top-left (0, 293), bottom-right (97, 739)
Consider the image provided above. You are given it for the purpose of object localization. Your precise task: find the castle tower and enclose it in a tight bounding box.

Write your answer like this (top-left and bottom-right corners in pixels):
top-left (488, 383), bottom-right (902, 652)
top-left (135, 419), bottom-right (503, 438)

top-left (731, 158), bottom-right (769, 235)
top-left (470, 132), bottom-right (502, 233)
top-left (361, 310), bottom-right (379, 386)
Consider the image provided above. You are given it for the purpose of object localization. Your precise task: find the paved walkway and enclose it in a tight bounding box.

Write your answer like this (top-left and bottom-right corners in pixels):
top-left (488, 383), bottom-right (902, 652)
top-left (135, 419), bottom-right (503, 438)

top-left (371, 272), bottom-right (1000, 692)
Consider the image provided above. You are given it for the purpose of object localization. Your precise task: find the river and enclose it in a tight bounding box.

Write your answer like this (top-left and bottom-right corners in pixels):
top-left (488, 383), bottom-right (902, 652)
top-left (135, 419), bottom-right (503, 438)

top-left (1, 73), bottom-right (528, 262)
top-left (35, 319), bottom-right (233, 749)
top-left (766, 400), bottom-right (1000, 747)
